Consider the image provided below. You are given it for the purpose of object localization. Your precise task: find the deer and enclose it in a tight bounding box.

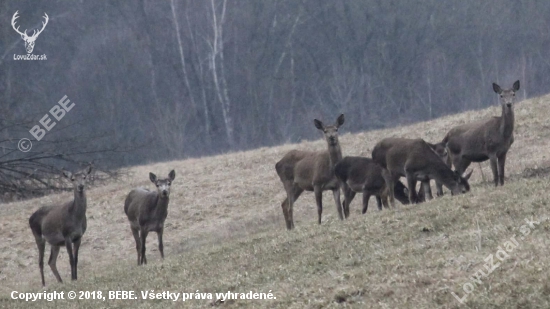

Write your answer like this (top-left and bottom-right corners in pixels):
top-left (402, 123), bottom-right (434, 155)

top-left (124, 170), bottom-right (175, 265)
top-left (372, 138), bottom-right (472, 208)
top-left (417, 141), bottom-right (453, 201)
top-left (275, 114), bottom-right (345, 230)
top-left (443, 81), bottom-right (520, 187)
top-left (334, 156), bottom-right (411, 214)
top-left (11, 11), bottom-right (49, 54)
top-left (28, 166), bottom-right (92, 286)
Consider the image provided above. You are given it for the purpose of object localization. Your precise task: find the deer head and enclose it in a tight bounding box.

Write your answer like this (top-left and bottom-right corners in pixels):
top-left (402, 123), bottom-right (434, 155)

top-left (149, 170), bottom-right (176, 198)
top-left (11, 11), bottom-right (49, 54)
top-left (493, 80), bottom-right (520, 108)
top-left (450, 170), bottom-right (473, 195)
top-left (314, 114), bottom-right (345, 146)
top-left (62, 166), bottom-right (93, 194)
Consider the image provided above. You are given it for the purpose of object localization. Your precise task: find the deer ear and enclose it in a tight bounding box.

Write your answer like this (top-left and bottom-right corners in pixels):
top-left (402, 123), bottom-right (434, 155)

top-left (336, 114), bottom-right (345, 127)
top-left (492, 83), bottom-right (503, 94)
top-left (62, 170), bottom-right (72, 179)
top-left (168, 169), bottom-right (176, 181)
top-left (453, 170), bottom-right (461, 179)
top-left (513, 80), bottom-right (520, 92)
top-left (313, 119), bottom-right (324, 130)
top-left (464, 169), bottom-right (473, 180)
top-left (149, 173), bottom-right (157, 183)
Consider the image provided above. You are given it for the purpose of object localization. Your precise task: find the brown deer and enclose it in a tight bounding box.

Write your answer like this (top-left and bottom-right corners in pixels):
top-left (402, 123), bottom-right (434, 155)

top-left (417, 141), bottom-right (452, 201)
top-left (443, 81), bottom-right (520, 186)
top-left (28, 166), bottom-right (92, 286)
top-left (372, 138), bottom-right (471, 208)
top-left (334, 156), bottom-right (410, 214)
top-left (275, 114), bottom-right (345, 230)
top-left (124, 170), bottom-right (175, 265)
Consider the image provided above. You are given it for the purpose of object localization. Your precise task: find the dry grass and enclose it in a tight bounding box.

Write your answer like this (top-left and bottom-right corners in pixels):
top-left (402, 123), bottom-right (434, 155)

top-left (1, 95), bottom-right (550, 308)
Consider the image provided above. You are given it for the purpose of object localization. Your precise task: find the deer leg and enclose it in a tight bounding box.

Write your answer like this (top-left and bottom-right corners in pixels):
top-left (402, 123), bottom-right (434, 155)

top-left (140, 229), bottom-right (149, 265)
top-left (342, 183), bottom-right (355, 218)
top-left (379, 185), bottom-right (390, 209)
top-left (73, 238), bottom-right (81, 280)
top-left (422, 180), bottom-right (433, 201)
top-left (380, 194), bottom-right (389, 209)
top-left (48, 245), bottom-right (63, 283)
top-left (130, 226), bottom-right (141, 265)
top-left (362, 192), bottom-right (372, 214)
top-left (417, 182), bottom-right (425, 202)
top-left (280, 196), bottom-right (290, 229)
top-left (498, 153), bottom-right (507, 186)
top-left (34, 236), bottom-right (46, 286)
top-left (290, 187), bottom-right (303, 230)
top-left (281, 185), bottom-right (292, 230)
top-left (435, 181), bottom-right (444, 197)
top-left (157, 229), bottom-right (164, 259)
top-left (282, 183), bottom-right (301, 230)
top-left (333, 188), bottom-right (344, 221)
top-left (64, 239), bottom-right (76, 281)
top-left (489, 156), bottom-right (499, 187)
top-left (382, 169), bottom-right (396, 209)
top-left (314, 186), bottom-right (323, 224)
top-left (406, 173), bottom-right (419, 204)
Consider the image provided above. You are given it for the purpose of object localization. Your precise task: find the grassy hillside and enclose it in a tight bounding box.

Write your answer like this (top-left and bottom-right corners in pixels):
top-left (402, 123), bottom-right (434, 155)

top-left (1, 95), bottom-right (550, 308)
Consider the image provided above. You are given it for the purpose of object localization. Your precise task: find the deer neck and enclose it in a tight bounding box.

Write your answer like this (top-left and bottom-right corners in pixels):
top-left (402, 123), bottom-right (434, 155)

top-left (327, 143), bottom-right (342, 169)
top-left (72, 190), bottom-right (87, 218)
top-left (429, 160), bottom-right (458, 191)
top-left (155, 195), bottom-right (170, 218)
top-left (500, 105), bottom-right (514, 138)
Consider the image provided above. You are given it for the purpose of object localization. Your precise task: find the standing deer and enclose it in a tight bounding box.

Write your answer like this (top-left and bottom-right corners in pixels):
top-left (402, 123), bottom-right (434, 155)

top-left (334, 156), bottom-right (410, 214)
top-left (28, 166), bottom-right (92, 286)
top-left (124, 170), bottom-right (175, 265)
top-left (275, 114), bottom-right (345, 230)
top-left (443, 81), bottom-right (520, 187)
top-left (372, 138), bottom-right (471, 208)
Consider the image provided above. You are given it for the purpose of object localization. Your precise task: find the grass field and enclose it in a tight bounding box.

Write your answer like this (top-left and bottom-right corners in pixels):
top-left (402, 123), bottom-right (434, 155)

top-left (1, 95), bottom-right (550, 308)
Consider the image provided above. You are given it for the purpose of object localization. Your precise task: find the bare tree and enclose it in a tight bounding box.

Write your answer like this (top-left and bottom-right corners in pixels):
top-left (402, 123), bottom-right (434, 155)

top-left (207, 0), bottom-right (234, 146)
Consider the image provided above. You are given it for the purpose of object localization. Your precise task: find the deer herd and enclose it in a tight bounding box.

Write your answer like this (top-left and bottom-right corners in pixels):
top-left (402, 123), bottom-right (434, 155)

top-left (276, 80), bottom-right (520, 230)
top-left (26, 81), bottom-right (519, 286)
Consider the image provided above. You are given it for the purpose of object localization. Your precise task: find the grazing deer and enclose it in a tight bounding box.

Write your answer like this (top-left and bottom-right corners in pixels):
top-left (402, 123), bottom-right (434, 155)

top-left (372, 138), bottom-right (471, 208)
top-left (417, 141), bottom-right (452, 201)
top-left (334, 156), bottom-right (410, 214)
top-left (124, 170), bottom-right (175, 265)
top-left (443, 81), bottom-right (520, 186)
top-left (275, 114), bottom-right (345, 230)
top-left (28, 166), bottom-right (92, 286)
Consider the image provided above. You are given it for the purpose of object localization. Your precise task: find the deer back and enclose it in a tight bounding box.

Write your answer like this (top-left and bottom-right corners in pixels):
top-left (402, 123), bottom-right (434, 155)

top-left (376, 138), bottom-right (421, 173)
top-left (445, 117), bottom-right (503, 158)
top-left (335, 156), bottom-right (385, 192)
top-left (275, 150), bottom-right (314, 182)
